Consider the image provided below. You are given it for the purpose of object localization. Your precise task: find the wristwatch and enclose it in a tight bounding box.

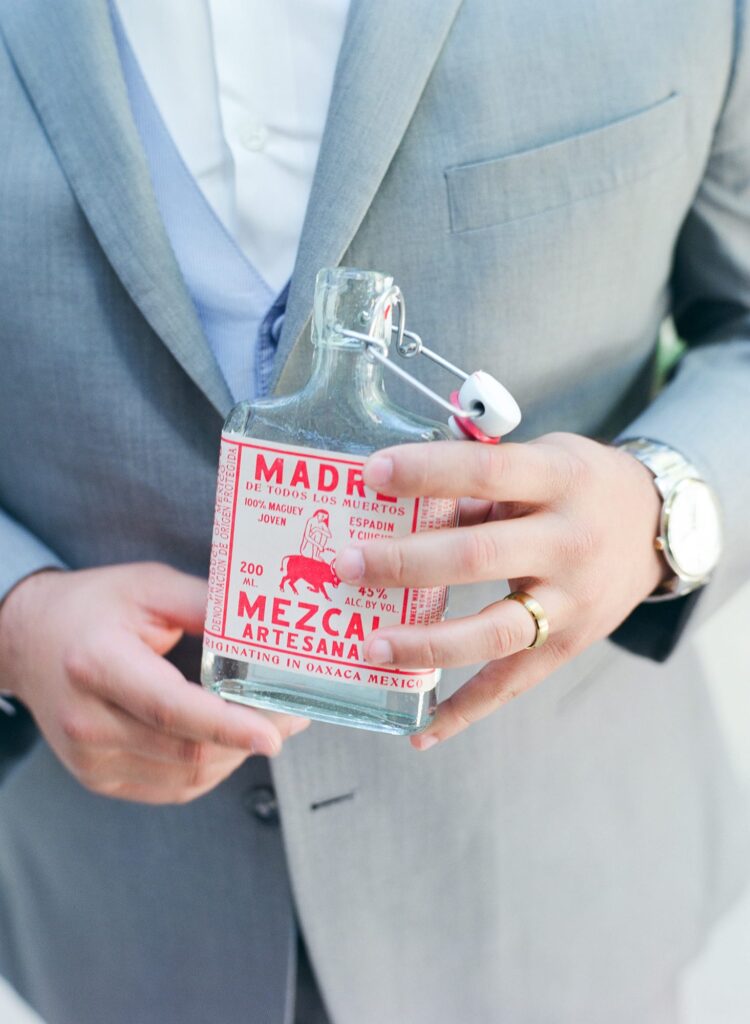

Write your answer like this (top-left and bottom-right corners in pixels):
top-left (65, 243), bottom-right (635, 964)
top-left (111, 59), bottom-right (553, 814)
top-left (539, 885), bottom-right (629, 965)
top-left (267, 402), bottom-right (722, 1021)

top-left (615, 438), bottom-right (723, 601)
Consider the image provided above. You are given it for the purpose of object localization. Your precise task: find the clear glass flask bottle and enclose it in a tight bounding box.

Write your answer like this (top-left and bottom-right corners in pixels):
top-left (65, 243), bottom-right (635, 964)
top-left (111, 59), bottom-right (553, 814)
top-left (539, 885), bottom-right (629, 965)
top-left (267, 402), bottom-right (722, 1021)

top-left (201, 267), bottom-right (456, 734)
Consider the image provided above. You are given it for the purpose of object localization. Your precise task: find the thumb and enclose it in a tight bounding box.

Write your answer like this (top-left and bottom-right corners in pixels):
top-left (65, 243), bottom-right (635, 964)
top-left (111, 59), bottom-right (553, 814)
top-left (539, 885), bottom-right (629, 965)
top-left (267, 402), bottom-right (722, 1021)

top-left (133, 563), bottom-right (208, 651)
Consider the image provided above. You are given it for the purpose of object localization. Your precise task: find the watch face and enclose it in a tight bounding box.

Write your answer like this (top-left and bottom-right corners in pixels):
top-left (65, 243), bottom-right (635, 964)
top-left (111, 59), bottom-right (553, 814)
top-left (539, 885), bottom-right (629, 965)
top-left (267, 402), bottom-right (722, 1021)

top-left (664, 479), bottom-right (722, 580)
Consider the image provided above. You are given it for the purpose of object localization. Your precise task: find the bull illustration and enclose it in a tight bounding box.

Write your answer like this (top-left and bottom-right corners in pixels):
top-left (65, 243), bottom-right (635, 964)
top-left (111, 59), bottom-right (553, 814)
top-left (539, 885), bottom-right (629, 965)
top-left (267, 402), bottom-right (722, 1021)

top-left (280, 555), bottom-right (341, 601)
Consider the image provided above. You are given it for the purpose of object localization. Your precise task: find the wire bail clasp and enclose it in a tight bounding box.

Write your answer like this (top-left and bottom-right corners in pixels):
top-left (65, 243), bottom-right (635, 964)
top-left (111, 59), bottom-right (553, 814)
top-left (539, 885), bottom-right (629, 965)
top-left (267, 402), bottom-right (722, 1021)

top-left (335, 284), bottom-right (521, 443)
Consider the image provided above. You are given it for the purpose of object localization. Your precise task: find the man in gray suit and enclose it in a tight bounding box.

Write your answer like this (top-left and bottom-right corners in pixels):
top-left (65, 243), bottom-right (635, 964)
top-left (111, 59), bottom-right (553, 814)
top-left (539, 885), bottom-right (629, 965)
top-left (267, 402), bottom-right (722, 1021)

top-left (1, 1), bottom-right (749, 1022)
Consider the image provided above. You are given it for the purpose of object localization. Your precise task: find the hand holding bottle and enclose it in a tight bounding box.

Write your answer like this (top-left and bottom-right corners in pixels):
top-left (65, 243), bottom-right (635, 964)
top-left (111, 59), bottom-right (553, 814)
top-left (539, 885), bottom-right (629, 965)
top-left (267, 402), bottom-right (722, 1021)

top-left (0, 563), bottom-right (309, 802)
top-left (334, 432), bottom-right (668, 749)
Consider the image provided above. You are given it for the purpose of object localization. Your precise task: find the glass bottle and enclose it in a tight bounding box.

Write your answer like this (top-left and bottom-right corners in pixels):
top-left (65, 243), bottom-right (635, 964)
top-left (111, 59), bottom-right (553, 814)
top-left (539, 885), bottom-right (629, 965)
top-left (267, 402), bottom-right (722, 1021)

top-left (201, 267), bottom-right (456, 734)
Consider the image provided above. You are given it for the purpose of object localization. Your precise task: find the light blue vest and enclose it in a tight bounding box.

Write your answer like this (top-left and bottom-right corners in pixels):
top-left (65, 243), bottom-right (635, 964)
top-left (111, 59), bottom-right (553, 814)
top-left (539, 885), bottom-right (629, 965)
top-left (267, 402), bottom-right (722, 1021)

top-left (110, 4), bottom-right (287, 401)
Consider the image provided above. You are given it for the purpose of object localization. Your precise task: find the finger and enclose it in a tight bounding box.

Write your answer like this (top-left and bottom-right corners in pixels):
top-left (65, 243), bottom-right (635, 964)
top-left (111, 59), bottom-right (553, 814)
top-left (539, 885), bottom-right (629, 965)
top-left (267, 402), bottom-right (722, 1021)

top-left (104, 761), bottom-right (244, 805)
top-left (112, 704), bottom-right (311, 757)
top-left (86, 639), bottom-right (309, 756)
top-left (363, 439), bottom-right (582, 504)
top-left (259, 709), bottom-right (316, 743)
top-left (336, 515), bottom-right (554, 588)
top-left (411, 640), bottom-right (568, 749)
top-left (107, 782), bottom-right (217, 806)
top-left (364, 586), bottom-right (568, 669)
top-left (135, 563), bottom-right (208, 638)
top-left (84, 748), bottom-right (248, 795)
top-left (62, 700), bottom-right (310, 785)
top-left (60, 696), bottom-right (247, 767)
top-left (92, 702), bottom-right (260, 767)
top-left (458, 500), bottom-right (538, 531)
top-left (457, 497), bottom-right (493, 527)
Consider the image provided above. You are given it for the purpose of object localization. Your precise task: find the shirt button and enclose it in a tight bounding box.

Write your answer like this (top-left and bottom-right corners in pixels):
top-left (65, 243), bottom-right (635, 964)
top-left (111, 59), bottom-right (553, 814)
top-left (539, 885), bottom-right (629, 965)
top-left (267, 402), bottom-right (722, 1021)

top-left (243, 784), bottom-right (279, 825)
top-left (238, 121), bottom-right (269, 152)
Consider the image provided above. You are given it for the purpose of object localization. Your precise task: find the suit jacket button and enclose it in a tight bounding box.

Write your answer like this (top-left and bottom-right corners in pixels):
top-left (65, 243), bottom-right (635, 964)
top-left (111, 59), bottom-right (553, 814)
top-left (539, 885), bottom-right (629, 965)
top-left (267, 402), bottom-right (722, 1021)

top-left (244, 784), bottom-right (279, 825)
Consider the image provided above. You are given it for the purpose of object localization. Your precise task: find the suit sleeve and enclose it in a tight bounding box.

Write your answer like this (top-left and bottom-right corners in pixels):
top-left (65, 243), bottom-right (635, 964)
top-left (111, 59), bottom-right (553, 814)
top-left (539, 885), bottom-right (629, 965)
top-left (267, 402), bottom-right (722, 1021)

top-left (0, 506), bottom-right (66, 601)
top-left (609, 4), bottom-right (750, 661)
top-left (0, 506), bottom-right (65, 773)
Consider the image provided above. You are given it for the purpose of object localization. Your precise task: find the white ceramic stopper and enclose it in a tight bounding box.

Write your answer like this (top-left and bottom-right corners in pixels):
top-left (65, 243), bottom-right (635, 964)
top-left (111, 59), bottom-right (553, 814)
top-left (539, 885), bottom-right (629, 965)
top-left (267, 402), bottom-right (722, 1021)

top-left (457, 371), bottom-right (521, 438)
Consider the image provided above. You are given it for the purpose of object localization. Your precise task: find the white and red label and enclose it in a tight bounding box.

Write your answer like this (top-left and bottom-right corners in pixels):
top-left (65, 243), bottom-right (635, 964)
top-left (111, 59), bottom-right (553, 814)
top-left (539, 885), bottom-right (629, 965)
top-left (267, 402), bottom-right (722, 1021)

top-left (203, 436), bottom-right (457, 691)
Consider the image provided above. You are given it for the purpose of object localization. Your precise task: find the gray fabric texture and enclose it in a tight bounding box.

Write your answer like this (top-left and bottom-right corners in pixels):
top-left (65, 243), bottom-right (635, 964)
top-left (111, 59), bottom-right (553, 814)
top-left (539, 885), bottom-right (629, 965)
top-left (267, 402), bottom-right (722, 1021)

top-left (1, 0), bottom-right (750, 1021)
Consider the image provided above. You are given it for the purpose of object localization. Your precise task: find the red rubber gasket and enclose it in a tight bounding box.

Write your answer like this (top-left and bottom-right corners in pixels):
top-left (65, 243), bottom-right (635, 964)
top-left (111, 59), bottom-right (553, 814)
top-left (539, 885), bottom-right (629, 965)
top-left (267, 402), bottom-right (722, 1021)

top-left (450, 391), bottom-right (501, 444)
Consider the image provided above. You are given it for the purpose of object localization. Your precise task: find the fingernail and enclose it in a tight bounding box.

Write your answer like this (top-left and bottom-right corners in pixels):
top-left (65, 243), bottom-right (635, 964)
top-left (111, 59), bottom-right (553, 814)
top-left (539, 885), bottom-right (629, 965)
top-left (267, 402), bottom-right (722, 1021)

top-left (414, 735), bottom-right (439, 752)
top-left (364, 456), bottom-right (393, 488)
top-left (289, 718), bottom-right (311, 736)
top-left (336, 547), bottom-right (365, 583)
top-left (258, 737), bottom-right (281, 758)
top-left (367, 637), bottom-right (393, 665)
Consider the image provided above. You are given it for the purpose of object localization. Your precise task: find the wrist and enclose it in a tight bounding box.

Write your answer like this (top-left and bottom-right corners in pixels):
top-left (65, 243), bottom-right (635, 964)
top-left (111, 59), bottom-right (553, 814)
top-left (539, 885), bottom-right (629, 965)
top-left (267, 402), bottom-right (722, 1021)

top-left (0, 568), bottom-right (63, 699)
top-left (615, 446), bottom-right (673, 597)
top-left (614, 438), bottom-right (722, 600)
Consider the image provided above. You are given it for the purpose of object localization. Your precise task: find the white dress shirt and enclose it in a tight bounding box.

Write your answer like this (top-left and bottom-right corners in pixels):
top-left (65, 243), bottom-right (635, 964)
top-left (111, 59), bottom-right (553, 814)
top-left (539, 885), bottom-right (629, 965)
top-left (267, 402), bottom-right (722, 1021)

top-left (115, 0), bottom-right (351, 293)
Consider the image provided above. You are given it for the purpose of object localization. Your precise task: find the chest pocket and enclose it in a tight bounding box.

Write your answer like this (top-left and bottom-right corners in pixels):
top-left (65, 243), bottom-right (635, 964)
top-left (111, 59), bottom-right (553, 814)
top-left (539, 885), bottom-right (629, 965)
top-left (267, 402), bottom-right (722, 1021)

top-left (445, 91), bottom-right (687, 234)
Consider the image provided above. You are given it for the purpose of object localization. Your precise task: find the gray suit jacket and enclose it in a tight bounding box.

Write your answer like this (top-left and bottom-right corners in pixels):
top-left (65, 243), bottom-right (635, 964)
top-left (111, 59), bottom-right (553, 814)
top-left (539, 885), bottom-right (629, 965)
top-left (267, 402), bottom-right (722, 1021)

top-left (1, 1), bottom-right (750, 1022)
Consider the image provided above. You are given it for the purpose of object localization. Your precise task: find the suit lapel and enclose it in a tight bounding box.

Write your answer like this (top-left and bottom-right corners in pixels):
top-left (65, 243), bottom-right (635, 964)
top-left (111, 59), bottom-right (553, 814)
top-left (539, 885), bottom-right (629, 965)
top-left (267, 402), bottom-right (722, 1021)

top-left (0, 0), bottom-right (463, 408)
top-left (0, 0), bottom-right (233, 415)
top-left (273, 0), bottom-right (465, 393)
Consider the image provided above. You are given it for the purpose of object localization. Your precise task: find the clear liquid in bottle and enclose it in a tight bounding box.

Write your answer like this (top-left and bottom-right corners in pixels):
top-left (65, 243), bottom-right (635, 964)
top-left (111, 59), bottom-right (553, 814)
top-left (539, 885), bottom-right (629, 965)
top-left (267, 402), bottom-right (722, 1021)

top-left (201, 267), bottom-right (456, 734)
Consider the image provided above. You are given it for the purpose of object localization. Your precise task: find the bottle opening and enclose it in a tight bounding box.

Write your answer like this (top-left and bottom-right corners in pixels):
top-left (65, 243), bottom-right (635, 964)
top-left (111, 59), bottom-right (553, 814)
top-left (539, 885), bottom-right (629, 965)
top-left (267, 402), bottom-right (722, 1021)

top-left (312, 267), bottom-right (395, 349)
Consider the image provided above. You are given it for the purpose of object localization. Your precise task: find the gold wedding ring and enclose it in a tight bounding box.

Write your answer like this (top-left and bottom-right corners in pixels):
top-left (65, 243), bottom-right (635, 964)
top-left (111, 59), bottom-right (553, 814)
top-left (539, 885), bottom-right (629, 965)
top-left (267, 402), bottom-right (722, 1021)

top-left (503, 591), bottom-right (550, 649)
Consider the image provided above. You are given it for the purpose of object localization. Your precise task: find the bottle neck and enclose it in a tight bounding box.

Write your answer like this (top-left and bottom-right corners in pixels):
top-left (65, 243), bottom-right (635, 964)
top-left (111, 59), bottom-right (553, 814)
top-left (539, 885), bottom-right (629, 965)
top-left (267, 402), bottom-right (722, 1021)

top-left (305, 341), bottom-right (387, 412)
